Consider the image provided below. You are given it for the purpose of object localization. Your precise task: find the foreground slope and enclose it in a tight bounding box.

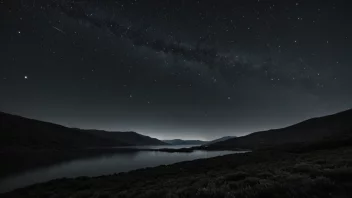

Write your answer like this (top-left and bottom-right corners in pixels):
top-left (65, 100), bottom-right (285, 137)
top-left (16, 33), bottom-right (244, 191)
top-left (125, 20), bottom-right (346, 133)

top-left (3, 145), bottom-right (352, 198)
top-left (208, 109), bottom-right (352, 150)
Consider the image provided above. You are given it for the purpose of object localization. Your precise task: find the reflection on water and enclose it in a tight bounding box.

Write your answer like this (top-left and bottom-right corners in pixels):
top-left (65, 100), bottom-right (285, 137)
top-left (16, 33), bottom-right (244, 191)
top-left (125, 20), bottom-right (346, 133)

top-left (0, 149), bottom-right (243, 193)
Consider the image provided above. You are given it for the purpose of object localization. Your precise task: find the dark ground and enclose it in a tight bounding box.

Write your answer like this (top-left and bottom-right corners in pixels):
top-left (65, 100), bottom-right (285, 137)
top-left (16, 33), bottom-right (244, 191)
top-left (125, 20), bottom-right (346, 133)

top-left (2, 145), bottom-right (352, 198)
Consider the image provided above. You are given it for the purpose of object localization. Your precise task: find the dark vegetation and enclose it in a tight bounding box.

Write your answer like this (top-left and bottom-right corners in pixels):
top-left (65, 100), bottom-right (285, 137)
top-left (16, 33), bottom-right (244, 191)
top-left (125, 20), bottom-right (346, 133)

top-left (3, 145), bottom-right (352, 198)
top-left (0, 111), bottom-right (166, 152)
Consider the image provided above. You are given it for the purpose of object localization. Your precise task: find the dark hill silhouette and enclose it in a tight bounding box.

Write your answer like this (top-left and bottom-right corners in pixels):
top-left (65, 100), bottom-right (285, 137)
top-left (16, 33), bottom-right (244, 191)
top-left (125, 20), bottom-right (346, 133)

top-left (85, 130), bottom-right (168, 146)
top-left (206, 136), bottom-right (236, 145)
top-left (0, 112), bottom-right (165, 152)
top-left (208, 109), bottom-right (352, 150)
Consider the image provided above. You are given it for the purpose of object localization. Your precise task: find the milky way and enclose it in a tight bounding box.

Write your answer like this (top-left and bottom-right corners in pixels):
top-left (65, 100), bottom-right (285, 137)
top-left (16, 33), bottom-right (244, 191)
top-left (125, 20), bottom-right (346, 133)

top-left (1, 0), bottom-right (352, 140)
top-left (58, 0), bottom-right (325, 90)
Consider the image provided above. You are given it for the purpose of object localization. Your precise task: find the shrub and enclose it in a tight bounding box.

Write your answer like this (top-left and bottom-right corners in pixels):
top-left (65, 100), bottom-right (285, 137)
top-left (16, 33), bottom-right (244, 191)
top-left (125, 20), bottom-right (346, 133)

top-left (256, 171), bottom-right (273, 179)
top-left (224, 171), bottom-right (249, 181)
top-left (292, 162), bottom-right (321, 175)
top-left (242, 177), bottom-right (261, 186)
top-left (323, 167), bottom-right (352, 182)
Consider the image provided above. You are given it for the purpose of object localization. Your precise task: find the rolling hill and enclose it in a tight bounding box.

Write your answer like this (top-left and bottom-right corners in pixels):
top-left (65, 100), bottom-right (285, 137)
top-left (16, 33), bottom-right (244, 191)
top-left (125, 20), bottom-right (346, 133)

top-left (85, 130), bottom-right (168, 146)
top-left (206, 136), bottom-right (236, 145)
top-left (0, 111), bottom-right (166, 152)
top-left (208, 109), bottom-right (352, 150)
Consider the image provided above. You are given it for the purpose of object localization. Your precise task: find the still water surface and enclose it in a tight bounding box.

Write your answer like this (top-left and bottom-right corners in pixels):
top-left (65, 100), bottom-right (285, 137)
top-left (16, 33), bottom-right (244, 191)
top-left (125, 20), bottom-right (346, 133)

top-left (0, 146), bottom-right (242, 193)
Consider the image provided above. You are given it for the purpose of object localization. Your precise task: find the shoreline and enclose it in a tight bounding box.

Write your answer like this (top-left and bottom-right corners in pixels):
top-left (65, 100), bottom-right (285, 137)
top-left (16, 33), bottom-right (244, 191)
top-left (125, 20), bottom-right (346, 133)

top-left (0, 147), bottom-right (242, 194)
top-left (3, 146), bottom-right (352, 197)
top-left (0, 146), bottom-right (244, 183)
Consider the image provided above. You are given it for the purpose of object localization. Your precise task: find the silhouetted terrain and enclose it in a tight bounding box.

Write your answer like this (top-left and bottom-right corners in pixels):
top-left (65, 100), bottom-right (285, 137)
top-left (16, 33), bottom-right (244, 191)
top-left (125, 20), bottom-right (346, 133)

top-left (86, 130), bottom-right (168, 146)
top-left (163, 139), bottom-right (208, 145)
top-left (206, 136), bottom-right (236, 145)
top-left (3, 109), bottom-right (352, 197)
top-left (163, 137), bottom-right (237, 145)
top-left (208, 109), bottom-right (352, 150)
top-left (0, 112), bottom-right (166, 152)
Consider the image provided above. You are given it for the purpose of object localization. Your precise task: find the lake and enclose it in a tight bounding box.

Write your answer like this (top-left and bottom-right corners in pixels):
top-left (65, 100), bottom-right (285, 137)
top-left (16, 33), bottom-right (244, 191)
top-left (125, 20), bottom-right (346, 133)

top-left (0, 146), bottom-right (243, 193)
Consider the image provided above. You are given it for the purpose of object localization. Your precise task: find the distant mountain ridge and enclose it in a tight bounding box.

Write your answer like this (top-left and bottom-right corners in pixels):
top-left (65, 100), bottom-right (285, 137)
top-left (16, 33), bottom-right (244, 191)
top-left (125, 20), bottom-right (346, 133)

top-left (0, 111), bottom-right (166, 152)
top-left (208, 109), bottom-right (352, 150)
top-left (163, 136), bottom-right (236, 146)
top-left (163, 139), bottom-right (208, 145)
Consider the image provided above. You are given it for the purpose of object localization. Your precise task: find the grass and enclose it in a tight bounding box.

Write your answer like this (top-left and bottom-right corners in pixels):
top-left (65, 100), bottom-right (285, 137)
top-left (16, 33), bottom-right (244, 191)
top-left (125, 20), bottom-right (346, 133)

top-left (3, 145), bottom-right (352, 198)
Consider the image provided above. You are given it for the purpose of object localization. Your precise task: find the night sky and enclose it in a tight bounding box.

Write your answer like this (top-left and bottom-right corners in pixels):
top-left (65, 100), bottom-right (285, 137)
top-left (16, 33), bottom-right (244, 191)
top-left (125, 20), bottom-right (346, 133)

top-left (1, 0), bottom-right (352, 140)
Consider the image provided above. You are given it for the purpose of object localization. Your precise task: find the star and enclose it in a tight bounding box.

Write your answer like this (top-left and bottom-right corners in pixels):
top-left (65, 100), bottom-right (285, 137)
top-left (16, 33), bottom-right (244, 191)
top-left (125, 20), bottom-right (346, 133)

top-left (1, 0), bottom-right (351, 143)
